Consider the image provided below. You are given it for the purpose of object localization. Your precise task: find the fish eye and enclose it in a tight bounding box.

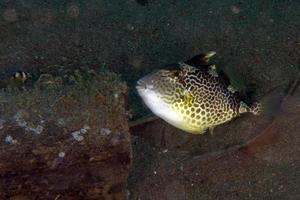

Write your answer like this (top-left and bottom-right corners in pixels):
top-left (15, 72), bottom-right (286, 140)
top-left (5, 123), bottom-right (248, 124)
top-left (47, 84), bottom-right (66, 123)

top-left (171, 70), bottom-right (180, 78)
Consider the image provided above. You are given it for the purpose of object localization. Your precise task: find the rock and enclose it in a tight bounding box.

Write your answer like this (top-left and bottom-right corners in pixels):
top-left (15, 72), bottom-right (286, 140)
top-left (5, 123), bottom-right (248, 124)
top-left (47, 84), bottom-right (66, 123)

top-left (230, 5), bottom-right (241, 14)
top-left (2, 9), bottom-right (18, 22)
top-left (67, 4), bottom-right (80, 18)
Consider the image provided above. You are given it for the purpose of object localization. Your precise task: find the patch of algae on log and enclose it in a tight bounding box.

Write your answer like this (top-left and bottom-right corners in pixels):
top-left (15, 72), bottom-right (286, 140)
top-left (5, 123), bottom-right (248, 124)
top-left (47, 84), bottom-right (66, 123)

top-left (0, 65), bottom-right (128, 135)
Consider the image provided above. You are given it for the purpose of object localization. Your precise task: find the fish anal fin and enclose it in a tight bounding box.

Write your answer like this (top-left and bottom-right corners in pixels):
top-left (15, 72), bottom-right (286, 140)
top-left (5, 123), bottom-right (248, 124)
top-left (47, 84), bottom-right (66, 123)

top-left (209, 127), bottom-right (215, 135)
top-left (189, 128), bottom-right (207, 134)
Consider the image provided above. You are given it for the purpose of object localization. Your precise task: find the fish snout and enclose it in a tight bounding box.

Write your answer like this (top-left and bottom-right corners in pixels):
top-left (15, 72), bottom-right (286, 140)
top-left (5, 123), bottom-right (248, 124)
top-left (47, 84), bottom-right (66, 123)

top-left (136, 79), bottom-right (147, 91)
top-left (136, 75), bottom-right (155, 91)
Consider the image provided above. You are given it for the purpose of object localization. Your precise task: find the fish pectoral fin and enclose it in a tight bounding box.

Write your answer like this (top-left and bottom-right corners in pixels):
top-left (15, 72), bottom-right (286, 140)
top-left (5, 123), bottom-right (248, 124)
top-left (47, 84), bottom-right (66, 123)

top-left (227, 85), bottom-right (237, 93)
top-left (183, 90), bottom-right (192, 103)
top-left (208, 65), bottom-right (218, 77)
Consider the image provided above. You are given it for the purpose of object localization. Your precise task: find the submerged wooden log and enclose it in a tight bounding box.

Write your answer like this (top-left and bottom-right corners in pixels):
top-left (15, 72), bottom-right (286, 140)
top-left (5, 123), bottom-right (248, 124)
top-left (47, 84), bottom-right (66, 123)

top-left (0, 68), bottom-right (132, 199)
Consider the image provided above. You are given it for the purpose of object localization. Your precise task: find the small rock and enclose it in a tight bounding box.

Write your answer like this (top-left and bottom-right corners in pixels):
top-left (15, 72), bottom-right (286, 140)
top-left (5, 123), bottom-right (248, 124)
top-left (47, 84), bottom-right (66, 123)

top-left (100, 128), bottom-right (111, 136)
top-left (67, 4), bottom-right (80, 18)
top-left (58, 152), bottom-right (66, 158)
top-left (279, 185), bottom-right (284, 190)
top-left (57, 118), bottom-right (65, 126)
top-left (5, 135), bottom-right (17, 144)
top-left (110, 137), bottom-right (120, 146)
top-left (0, 119), bottom-right (5, 129)
top-left (231, 5), bottom-right (241, 14)
top-left (80, 128), bottom-right (87, 134)
top-left (126, 24), bottom-right (135, 30)
top-left (61, 57), bottom-right (67, 62)
top-left (14, 112), bottom-right (27, 127)
top-left (3, 9), bottom-right (18, 22)
top-left (71, 130), bottom-right (84, 142)
top-left (31, 125), bottom-right (44, 134)
top-left (83, 125), bottom-right (91, 130)
top-left (179, 164), bottom-right (184, 171)
top-left (114, 93), bottom-right (119, 99)
top-left (80, 125), bottom-right (90, 134)
top-left (71, 126), bottom-right (91, 141)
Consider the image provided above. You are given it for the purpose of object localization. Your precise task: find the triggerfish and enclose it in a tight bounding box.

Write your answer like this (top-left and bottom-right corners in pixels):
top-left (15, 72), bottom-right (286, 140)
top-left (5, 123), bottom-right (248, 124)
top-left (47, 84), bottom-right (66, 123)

top-left (136, 52), bottom-right (261, 134)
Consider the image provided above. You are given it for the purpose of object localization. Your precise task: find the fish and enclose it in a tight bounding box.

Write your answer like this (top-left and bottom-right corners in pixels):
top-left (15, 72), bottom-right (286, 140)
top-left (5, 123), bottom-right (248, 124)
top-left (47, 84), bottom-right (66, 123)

top-left (12, 71), bottom-right (31, 83)
top-left (136, 52), bottom-right (262, 134)
top-left (0, 70), bottom-right (32, 89)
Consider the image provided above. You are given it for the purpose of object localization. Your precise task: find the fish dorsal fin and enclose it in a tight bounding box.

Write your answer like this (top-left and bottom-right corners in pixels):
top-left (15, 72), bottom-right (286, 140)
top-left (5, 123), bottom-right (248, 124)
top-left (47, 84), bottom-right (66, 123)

top-left (185, 51), bottom-right (216, 68)
top-left (164, 51), bottom-right (216, 71)
top-left (165, 53), bottom-right (234, 92)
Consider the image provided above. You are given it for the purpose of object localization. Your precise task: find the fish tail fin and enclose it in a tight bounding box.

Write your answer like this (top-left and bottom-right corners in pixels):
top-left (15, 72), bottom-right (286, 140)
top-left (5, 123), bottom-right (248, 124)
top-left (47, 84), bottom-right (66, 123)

top-left (239, 101), bottom-right (262, 115)
top-left (249, 102), bottom-right (262, 116)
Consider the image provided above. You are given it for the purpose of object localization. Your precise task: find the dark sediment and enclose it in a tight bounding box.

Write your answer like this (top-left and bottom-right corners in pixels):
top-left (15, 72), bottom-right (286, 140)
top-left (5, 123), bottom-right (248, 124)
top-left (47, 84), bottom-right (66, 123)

top-left (0, 0), bottom-right (299, 199)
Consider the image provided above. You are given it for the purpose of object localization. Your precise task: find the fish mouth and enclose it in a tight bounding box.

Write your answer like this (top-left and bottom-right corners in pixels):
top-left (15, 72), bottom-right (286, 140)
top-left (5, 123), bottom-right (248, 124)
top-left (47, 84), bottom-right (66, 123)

top-left (136, 78), bottom-right (156, 94)
top-left (136, 79), bottom-right (148, 93)
top-left (137, 79), bottom-right (145, 86)
top-left (136, 72), bottom-right (157, 92)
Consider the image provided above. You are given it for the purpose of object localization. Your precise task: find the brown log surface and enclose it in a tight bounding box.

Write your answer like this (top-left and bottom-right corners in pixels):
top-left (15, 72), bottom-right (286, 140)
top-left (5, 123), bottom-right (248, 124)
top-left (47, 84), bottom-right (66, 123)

top-left (0, 70), bottom-right (132, 200)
